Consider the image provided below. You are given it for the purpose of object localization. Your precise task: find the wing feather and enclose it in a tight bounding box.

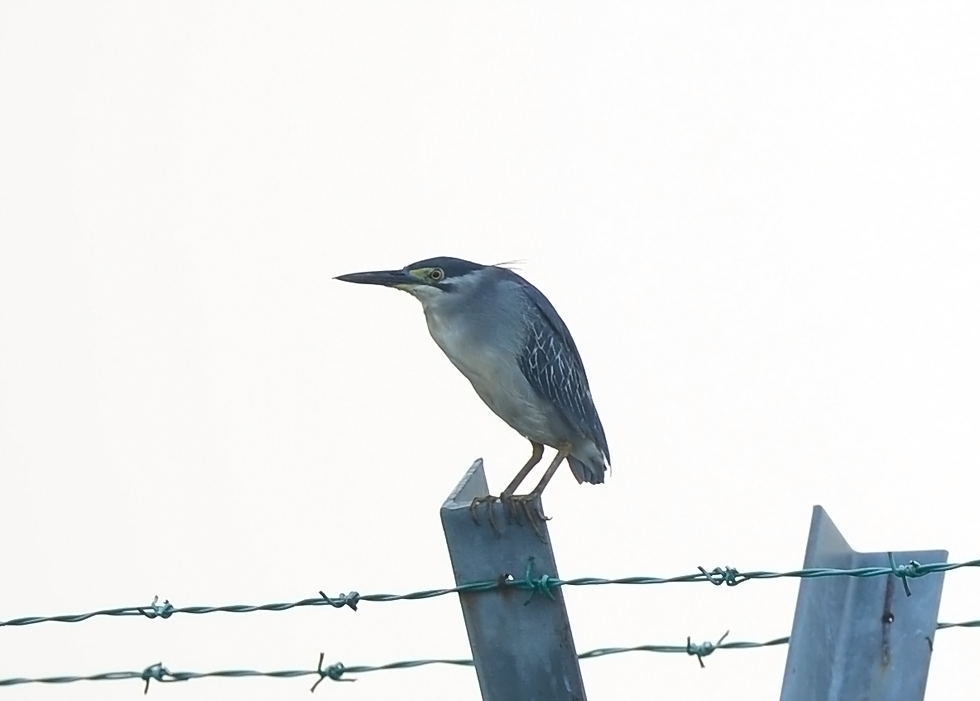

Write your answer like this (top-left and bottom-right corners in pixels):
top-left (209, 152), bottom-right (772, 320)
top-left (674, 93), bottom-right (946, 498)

top-left (513, 277), bottom-right (610, 463)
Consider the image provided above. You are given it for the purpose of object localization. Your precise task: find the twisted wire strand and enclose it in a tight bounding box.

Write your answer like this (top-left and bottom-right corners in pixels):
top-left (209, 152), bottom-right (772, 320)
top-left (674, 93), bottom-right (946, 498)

top-left (3, 621), bottom-right (978, 691)
top-left (4, 557), bottom-right (976, 629)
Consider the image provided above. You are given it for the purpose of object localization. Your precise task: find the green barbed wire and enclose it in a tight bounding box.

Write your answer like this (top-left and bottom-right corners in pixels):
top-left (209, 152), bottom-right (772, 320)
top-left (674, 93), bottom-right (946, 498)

top-left (2, 620), bottom-right (979, 692)
top-left (3, 556), bottom-right (978, 629)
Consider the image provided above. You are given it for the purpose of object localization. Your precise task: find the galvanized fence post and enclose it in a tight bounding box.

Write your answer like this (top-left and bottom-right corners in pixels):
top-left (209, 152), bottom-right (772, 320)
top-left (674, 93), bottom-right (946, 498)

top-left (779, 505), bottom-right (947, 701)
top-left (441, 459), bottom-right (587, 701)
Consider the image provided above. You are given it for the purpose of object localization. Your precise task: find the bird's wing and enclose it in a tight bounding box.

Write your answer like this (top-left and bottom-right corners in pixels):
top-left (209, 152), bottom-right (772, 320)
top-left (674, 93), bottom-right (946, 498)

top-left (515, 279), bottom-right (610, 463)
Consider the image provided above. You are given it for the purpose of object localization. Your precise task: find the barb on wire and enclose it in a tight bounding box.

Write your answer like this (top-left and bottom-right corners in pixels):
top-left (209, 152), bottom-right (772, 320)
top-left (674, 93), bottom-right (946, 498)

top-left (687, 631), bottom-right (730, 668)
top-left (141, 663), bottom-right (179, 695)
top-left (698, 566), bottom-right (745, 586)
top-left (517, 557), bottom-right (556, 605)
top-left (3, 558), bottom-right (978, 629)
top-left (310, 654), bottom-right (354, 692)
top-left (138, 596), bottom-right (175, 620)
top-left (888, 553), bottom-right (923, 597)
top-left (318, 591), bottom-right (360, 611)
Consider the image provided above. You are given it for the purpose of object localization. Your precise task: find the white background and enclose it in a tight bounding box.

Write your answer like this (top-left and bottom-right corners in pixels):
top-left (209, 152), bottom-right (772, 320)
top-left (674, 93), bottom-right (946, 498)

top-left (2, 3), bottom-right (979, 699)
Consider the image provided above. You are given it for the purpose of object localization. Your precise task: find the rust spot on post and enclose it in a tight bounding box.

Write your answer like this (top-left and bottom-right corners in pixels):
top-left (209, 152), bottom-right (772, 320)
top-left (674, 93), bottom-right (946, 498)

top-left (881, 575), bottom-right (895, 667)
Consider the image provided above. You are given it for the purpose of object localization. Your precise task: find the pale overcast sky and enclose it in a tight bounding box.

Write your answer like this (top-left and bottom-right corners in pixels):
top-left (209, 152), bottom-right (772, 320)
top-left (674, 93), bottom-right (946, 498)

top-left (1, 3), bottom-right (979, 700)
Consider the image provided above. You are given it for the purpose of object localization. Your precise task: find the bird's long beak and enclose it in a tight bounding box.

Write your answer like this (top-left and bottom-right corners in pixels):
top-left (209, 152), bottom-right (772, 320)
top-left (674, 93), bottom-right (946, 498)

top-left (334, 269), bottom-right (415, 288)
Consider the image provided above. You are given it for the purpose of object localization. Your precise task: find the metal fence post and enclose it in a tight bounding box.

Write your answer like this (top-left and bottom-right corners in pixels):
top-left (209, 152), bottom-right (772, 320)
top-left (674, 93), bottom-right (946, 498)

top-left (779, 505), bottom-right (947, 701)
top-left (440, 459), bottom-right (587, 701)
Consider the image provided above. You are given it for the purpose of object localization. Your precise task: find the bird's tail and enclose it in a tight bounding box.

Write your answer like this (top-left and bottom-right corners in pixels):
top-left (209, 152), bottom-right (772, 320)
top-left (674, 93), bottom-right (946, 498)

top-left (568, 455), bottom-right (607, 485)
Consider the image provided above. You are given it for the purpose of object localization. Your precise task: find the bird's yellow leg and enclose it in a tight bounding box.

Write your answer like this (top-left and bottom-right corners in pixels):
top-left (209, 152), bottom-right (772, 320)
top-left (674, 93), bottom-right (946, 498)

top-left (502, 442), bottom-right (545, 496)
top-left (500, 441), bottom-right (545, 521)
top-left (512, 443), bottom-right (572, 526)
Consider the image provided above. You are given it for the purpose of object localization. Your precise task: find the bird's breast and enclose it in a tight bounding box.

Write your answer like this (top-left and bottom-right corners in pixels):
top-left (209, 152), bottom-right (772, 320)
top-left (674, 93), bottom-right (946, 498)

top-left (424, 310), bottom-right (493, 381)
top-left (422, 304), bottom-right (563, 444)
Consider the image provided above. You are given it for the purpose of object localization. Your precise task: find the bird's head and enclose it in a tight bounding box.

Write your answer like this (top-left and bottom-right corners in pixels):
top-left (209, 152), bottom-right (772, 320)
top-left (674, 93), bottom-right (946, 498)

top-left (335, 257), bottom-right (489, 305)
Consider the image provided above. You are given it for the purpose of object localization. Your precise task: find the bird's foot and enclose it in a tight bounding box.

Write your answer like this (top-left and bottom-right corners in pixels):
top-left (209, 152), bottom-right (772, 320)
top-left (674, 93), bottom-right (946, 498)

top-left (469, 492), bottom-right (549, 540)
top-left (504, 492), bottom-right (550, 542)
top-left (502, 492), bottom-right (549, 524)
top-left (469, 494), bottom-right (503, 534)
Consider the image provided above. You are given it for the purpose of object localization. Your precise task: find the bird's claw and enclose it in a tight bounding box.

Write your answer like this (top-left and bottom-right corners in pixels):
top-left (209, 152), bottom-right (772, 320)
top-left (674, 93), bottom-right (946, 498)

top-left (503, 493), bottom-right (549, 522)
top-left (508, 493), bottom-right (550, 541)
top-left (469, 493), bottom-right (549, 541)
top-left (469, 494), bottom-right (502, 534)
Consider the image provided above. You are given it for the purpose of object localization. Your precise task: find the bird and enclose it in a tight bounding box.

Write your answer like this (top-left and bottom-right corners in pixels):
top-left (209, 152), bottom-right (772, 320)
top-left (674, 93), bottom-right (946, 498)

top-left (335, 256), bottom-right (610, 520)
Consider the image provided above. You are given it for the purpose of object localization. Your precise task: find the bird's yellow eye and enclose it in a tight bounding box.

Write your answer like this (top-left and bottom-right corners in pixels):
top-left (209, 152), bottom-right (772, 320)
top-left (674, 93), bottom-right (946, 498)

top-left (428, 268), bottom-right (445, 282)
